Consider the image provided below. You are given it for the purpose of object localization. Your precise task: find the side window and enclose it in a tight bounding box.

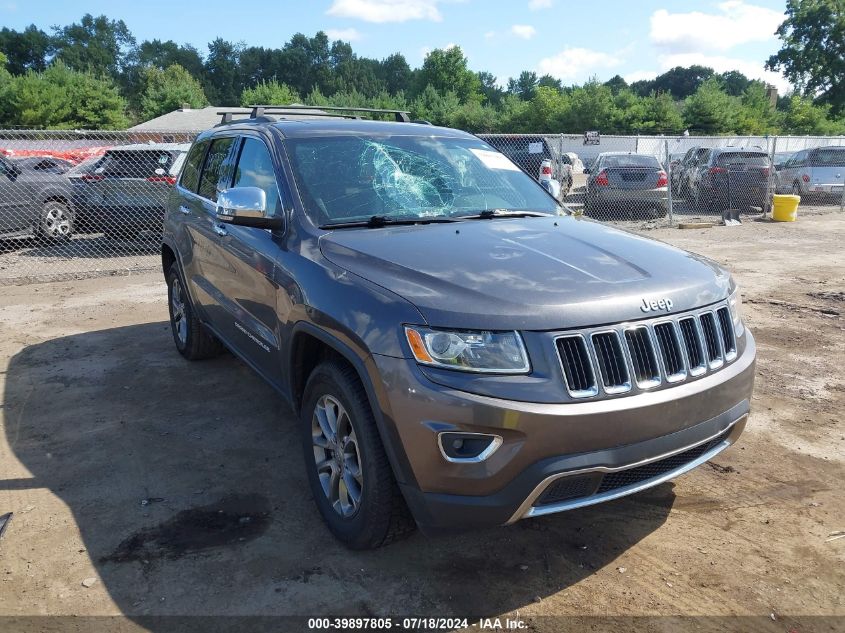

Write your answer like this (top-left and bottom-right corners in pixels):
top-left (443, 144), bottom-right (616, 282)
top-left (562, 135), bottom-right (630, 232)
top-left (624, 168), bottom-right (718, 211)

top-left (793, 151), bottom-right (807, 167)
top-left (179, 140), bottom-right (208, 192)
top-left (231, 138), bottom-right (283, 216)
top-left (198, 137), bottom-right (236, 201)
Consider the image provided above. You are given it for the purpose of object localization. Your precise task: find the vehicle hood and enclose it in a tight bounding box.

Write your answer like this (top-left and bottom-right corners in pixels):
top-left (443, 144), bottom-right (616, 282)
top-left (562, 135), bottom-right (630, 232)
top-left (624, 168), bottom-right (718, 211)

top-left (319, 216), bottom-right (732, 330)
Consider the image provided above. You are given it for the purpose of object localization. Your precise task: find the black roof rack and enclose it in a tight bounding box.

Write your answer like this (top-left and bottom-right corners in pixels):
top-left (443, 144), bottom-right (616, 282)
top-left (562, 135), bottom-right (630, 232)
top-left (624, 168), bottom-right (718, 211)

top-left (217, 105), bottom-right (412, 125)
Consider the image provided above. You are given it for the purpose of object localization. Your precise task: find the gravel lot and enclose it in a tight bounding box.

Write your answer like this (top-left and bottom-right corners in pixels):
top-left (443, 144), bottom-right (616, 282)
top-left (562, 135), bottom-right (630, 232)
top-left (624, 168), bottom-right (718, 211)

top-left (0, 211), bottom-right (843, 632)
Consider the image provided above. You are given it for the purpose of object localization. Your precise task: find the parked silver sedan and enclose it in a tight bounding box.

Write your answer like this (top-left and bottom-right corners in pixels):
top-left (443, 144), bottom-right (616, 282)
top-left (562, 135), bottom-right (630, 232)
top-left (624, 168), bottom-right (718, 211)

top-left (776, 146), bottom-right (845, 199)
top-left (584, 152), bottom-right (669, 218)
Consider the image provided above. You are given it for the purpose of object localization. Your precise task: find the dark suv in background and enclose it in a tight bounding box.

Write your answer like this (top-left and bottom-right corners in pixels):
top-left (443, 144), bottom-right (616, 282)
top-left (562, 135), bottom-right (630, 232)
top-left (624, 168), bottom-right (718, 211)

top-left (162, 106), bottom-right (755, 549)
top-left (482, 134), bottom-right (572, 198)
top-left (686, 147), bottom-right (773, 217)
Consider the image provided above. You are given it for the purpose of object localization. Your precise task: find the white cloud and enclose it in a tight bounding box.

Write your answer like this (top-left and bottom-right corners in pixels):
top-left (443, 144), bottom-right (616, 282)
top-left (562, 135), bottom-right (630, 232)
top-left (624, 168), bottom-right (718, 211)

top-left (484, 30), bottom-right (496, 39)
top-left (650, 1), bottom-right (782, 53)
top-left (528, 0), bottom-right (553, 9)
top-left (325, 28), bottom-right (363, 41)
top-left (658, 53), bottom-right (791, 92)
top-left (538, 48), bottom-right (622, 81)
top-left (326, 0), bottom-right (443, 23)
top-left (511, 24), bottom-right (537, 40)
top-left (419, 43), bottom-right (457, 60)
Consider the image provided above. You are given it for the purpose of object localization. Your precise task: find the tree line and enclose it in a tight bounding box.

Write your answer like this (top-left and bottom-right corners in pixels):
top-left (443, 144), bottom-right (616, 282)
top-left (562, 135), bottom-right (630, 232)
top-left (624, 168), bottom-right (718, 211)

top-left (0, 7), bottom-right (843, 135)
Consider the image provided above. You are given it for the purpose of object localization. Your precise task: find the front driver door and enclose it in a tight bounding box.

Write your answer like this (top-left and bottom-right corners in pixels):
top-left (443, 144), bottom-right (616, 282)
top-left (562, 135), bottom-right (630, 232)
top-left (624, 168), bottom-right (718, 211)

top-left (202, 135), bottom-right (285, 386)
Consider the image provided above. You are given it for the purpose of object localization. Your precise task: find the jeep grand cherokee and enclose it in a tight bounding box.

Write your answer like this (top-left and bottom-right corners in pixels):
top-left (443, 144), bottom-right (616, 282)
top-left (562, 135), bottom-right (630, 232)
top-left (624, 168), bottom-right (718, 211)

top-left (161, 106), bottom-right (755, 549)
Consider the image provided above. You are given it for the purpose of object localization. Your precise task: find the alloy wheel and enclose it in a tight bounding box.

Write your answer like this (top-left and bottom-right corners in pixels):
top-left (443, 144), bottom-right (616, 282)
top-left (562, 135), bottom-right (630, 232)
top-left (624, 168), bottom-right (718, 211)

top-left (43, 204), bottom-right (71, 237)
top-left (311, 394), bottom-right (363, 518)
top-left (170, 276), bottom-right (187, 345)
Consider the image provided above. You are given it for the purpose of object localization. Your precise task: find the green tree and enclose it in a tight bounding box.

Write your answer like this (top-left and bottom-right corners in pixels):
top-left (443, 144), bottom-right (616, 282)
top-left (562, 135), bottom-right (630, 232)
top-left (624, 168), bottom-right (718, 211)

top-left (477, 71), bottom-right (504, 105)
top-left (410, 84), bottom-right (461, 124)
top-left (718, 70), bottom-right (753, 97)
top-left (52, 14), bottom-right (136, 78)
top-left (604, 74), bottom-right (628, 94)
top-left (683, 78), bottom-right (738, 133)
top-left (560, 80), bottom-right (618, 132)
top-left (240, 79), bottom-right (299, 107)
top-left (0, 52), bottom-right (15, 123)
top-left (735, 83), bottom-right (781, 134)
top-left (639, 92), bottom-right (685, 133)
top-left (508, 70), bottom-right (539, 100)
top-left (0, 25), bottom-right (52, 75)
top-left (203, 38), bottom-right (241, 106)
top-left (140, 64), bottom-right (207, 120)
top-left (523, 86), bottom-right (570, 131)
top-left (537, 74), bottom-right (563, 92)
top-left (767, 0), bottom-right (845, 112)
top-left (782, 94), bottom-right (845, 133)
top-left (138, 40), bottom-right (204, 78)
top-left (417, 47), bottom-right (481, 104)
top-left (378, 53), bottom-right (411, 95)
top-left (11, 61), bottom-right (128, 129)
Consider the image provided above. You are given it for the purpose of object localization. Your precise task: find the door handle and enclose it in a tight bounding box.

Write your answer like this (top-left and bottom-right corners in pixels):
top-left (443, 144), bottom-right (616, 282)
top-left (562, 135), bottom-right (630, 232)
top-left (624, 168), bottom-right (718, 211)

top-left (213, 224), bottom-right (228, 237)
top-left (178, 205), bottom-right (190, 215)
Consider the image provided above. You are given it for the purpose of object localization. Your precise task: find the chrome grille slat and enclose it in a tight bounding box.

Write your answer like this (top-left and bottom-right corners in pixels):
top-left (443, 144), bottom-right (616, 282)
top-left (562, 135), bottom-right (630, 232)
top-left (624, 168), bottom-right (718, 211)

top-left (678, 317), bottom-right (706, 376)
top-left (624, 326), bottom-right (661, 388)
top-left (716, 307), bottom-right (737, 360)
top-left (699, 311), bottom-right (724, 369)
top-left (654, 321), bottom-right (686, 382)
top-left (555, 300), bottom-right (738, 399)
top-left (591, 331), bottom-right (631, 394)
top-left (556, 335), bottom-right (598, 397)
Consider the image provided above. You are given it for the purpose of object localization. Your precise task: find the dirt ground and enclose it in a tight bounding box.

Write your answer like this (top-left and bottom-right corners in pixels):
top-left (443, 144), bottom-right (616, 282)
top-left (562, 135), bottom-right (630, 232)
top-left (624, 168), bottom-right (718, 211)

top-left (0, 212), bottom-right (843, 632)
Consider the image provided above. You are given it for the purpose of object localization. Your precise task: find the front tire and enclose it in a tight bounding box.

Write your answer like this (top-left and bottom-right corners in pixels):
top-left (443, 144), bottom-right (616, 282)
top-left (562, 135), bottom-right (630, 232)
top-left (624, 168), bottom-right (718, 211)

top-left (166, 263), bottom-right (223, 360)
top-left (301, 361), bottom-right (414, 549)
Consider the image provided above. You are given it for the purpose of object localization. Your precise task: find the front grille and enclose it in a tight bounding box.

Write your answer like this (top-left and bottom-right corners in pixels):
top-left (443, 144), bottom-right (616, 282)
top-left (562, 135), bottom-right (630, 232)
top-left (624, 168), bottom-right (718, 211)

top-left (591, 331), bottom-right (630, 393)
top-left (625, 326), bottom-right (661, 388)
top-left (532, 429), bottom-right (733, 508)
top-left (555, 300), bottom-right (738, 398)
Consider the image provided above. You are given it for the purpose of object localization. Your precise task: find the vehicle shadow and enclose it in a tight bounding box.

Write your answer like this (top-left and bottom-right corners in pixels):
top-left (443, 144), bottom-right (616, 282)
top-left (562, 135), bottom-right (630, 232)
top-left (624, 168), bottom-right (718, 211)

top-left (3, 322), bottom-right (675, 622)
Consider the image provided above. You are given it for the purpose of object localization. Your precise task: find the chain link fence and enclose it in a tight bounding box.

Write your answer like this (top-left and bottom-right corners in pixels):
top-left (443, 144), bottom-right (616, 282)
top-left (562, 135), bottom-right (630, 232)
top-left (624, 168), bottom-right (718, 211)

top-left (1, 129), bottom-right (844, 285)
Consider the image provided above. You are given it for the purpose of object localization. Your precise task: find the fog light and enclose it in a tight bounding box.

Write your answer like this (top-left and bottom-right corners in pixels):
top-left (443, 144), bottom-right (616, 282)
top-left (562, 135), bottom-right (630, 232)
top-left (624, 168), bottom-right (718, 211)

top-left (438, 432), bottom-right (503, 463)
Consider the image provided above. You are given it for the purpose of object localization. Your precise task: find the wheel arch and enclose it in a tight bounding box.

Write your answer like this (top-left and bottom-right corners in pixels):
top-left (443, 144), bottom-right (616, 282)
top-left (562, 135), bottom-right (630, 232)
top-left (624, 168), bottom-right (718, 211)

top-left (288, 322), bottom-right (416, 487)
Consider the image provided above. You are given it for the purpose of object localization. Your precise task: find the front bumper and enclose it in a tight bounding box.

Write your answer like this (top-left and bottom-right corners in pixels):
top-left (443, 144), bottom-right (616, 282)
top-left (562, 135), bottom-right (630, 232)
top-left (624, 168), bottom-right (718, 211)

top-left (372, 331), bottom-right (755, 534)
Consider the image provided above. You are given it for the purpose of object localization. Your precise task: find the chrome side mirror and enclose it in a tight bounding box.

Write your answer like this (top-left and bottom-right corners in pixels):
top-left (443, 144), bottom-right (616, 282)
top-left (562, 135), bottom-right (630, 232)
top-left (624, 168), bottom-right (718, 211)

top-left (216, 187), bottom-right (283, 231)
top-left (216, 186), bottom-right (266, 221)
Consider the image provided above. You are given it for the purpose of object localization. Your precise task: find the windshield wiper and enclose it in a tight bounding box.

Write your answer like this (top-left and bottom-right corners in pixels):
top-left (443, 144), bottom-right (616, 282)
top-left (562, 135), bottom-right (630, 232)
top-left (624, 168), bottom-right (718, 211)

top-left (455, 208), bottom-right (554, 220)
top-left (320, 215), bottom-right (459, 229)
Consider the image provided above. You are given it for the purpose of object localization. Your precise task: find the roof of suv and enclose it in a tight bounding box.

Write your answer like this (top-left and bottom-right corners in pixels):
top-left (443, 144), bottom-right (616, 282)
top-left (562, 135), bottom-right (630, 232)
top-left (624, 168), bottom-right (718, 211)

top-left (209, 118), bottom-right (474, 140)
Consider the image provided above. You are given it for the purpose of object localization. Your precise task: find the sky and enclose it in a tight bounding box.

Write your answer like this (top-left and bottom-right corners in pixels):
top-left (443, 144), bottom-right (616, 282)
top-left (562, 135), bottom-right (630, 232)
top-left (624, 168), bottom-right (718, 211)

top-left (1, 0), bottom-right (792, 92)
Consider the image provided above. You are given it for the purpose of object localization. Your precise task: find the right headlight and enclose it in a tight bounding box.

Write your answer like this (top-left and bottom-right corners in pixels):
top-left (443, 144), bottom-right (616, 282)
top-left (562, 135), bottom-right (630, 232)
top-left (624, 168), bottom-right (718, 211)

top-left (728, 287), bottom-right (744, 336)
top-left (404, 326), bottom-right (530, 374)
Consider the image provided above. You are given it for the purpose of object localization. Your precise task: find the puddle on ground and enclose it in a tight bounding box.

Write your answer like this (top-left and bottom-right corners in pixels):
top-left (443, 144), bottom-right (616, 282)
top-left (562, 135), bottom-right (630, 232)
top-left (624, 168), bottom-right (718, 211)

top-left (101, 494), bottom-right (271, 563)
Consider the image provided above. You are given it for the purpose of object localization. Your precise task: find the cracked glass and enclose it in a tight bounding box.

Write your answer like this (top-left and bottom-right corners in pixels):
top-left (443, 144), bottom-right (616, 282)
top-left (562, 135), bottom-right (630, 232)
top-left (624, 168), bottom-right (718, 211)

top-left (286, 135), bottom-right (559, 226)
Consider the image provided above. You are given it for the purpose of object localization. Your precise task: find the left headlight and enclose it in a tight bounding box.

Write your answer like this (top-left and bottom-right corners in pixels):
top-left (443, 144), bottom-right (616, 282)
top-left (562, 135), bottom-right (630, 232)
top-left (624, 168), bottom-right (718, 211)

top-left (404, 326), bottom-right (530, 374)
top-left (728, 287), bottom-right (744, 336)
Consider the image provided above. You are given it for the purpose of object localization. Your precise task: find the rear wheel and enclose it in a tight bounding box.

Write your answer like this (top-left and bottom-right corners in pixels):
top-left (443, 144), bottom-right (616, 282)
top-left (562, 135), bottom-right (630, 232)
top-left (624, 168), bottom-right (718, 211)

top-left (301, 361), bottom-right (414, 549)
top-left (166, 263), bottom-right (223, 360)
top-left (38, 201), bottom-right (73, 242)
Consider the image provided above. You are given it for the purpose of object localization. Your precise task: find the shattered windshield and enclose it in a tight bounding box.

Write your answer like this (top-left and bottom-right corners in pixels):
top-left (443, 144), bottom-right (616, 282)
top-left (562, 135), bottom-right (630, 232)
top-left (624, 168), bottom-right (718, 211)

top-left (286, 135), bottom-right (560, 226)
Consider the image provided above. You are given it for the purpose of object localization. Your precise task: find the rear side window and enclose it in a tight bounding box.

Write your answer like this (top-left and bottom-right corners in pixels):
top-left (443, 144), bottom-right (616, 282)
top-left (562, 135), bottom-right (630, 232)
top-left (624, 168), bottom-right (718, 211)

top-left (717, 152), bottom-right (770, 166)
top-left (810, 148), bottom-right (845, 167)
top-left (232, 138), bottom-right (282, 216)
top-left (179, 141), bottom-right (208, 193)
top-left (100, 151), bottom-right (173, 178)
top-left (198, 137), bottom-right (236, 201)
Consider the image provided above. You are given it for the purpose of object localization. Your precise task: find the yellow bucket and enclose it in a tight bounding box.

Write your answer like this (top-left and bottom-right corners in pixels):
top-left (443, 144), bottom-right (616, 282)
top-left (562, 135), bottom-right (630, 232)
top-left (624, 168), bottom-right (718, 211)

top-left (772, 194), bottom-right (800, 222)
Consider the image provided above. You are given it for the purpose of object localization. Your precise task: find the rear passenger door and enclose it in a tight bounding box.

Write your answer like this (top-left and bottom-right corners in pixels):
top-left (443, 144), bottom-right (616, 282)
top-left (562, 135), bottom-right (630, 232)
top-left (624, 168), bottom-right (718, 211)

top-left (198, 134), bottom-right (286, 385)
